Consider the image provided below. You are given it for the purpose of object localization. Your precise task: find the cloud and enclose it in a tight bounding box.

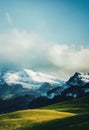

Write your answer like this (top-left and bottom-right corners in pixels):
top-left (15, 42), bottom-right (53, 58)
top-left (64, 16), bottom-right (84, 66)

top-left (0, 28), bottom-right (50, 68)
top-left (48, 44), bottom-right (89, 78)
top-left (5, 12), bottom-right (12, 25)
top-left (0, 28), bottom-right (89, 79)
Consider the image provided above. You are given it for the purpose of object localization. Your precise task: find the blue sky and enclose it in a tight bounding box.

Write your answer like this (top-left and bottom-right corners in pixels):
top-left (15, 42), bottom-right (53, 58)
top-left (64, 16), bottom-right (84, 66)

top-left (0, 0), bottom-right (89, 45)
top-left (0, 0), bottom-right (89, 79)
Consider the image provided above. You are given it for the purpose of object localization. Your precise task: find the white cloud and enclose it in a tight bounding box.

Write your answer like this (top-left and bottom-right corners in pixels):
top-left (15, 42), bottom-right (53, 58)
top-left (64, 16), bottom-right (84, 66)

top-left (0, 28), bottom-right (49, 68)
top-left (48, 44), bottom-right (89, 76)
top-left (5, 12), bottom-right (12, 25)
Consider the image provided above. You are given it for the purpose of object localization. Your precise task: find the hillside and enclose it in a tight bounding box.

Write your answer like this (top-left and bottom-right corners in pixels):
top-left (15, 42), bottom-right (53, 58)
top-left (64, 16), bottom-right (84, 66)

top-left (42, 95), bottom-right (89, 114)
top-left (0, 95), bottom-right (89, 130)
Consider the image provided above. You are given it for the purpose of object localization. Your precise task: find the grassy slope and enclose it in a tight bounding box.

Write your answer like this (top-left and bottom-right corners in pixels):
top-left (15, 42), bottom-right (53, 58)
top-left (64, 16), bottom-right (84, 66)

top-left (42, 95), bottom-right (89, 114)
top-left (0, 110), bottom-right (74, 130)
top-left (0, 95), bottom-right (89, 130)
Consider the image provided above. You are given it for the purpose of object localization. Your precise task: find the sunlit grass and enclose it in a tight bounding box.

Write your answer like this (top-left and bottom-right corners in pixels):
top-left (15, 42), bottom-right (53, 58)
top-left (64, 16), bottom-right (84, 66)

top-left (0, 110), bottom-right (75, 130)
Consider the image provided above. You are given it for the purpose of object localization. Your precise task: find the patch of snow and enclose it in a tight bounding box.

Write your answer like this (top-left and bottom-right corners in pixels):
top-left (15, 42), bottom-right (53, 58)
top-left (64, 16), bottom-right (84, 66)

top-left (66, 93), bottom-right (77, 98)
top-left (73, 94), bottom-right (77, 98)
top-left (83, 88), bottom-right (89, 93)
top-left (78, 73), bottom-right (89, 83)
top-left (48, 93), bottom-right (56, 99)
top-left (41, 93), bottom-right (47, 97)
top-left (24, 69), bottom-right (61, 84)
top-left (3, 72), bottom-right (19, 84)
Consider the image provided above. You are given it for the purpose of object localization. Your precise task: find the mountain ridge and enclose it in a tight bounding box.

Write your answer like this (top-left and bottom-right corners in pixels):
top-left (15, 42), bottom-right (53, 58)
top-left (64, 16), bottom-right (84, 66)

top-left (0, 68), bottom-right (89, 113)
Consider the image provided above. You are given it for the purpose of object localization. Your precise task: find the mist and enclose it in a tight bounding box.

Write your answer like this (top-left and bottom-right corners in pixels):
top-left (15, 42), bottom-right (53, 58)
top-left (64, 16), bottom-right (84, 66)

top-left (0, 28), bottom-right (89, 80)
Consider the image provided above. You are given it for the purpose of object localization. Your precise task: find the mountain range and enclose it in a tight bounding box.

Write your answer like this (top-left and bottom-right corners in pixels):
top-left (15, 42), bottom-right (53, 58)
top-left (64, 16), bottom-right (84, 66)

top-left (0, 68), bottom-right (89, 113)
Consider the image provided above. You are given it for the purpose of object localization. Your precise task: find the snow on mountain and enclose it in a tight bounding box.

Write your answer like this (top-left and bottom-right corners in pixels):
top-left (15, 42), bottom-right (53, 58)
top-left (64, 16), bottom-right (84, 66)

top-left (77, 72), bottom-right (89, 83)
top-left (24, 69), bottom-right (61, 84)
top-left (47, 72), bottom-right (89, 99)
top-left (2, 69), bottom-right (63, 89)
top-left (0, 70), bottom-right (89, 113)
top-left (1, 69), bottom-right (89, 102)
top-left (0, 69), bottom-right (65, 101)
top-left (67, 72), bottom-right (89, 86)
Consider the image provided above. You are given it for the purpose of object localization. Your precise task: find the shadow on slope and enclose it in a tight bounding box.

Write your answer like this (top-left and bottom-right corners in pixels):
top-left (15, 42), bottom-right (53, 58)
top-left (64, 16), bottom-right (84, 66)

top-left (18, 113), bottom-right (89, 130)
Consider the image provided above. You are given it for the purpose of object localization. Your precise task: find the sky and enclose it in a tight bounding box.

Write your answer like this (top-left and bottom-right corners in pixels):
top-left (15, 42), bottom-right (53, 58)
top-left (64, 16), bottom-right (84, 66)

top-left (0, 0), bottom-right (89, 79)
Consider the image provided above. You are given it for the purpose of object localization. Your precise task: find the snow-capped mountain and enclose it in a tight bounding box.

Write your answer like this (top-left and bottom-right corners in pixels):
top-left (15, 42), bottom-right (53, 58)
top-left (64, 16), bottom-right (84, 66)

top-left (3, 69), bottom-right (62, 89)
top-left (47, 72), bottom-right (89, 99)
top-left (67, 72), bottom-right (89, 86)
top-left (0, 70), bottom-right (89, 113)
top-left (28, 72), bottom-right (89, 109)
top-left (0, 69), bottom-right (64, 100)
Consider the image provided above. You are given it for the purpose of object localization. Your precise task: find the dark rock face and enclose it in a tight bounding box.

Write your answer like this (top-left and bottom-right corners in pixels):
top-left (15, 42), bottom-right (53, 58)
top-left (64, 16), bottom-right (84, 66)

top-left (67, 72), bottom-right (89, 86)
top-left (62, 83), bottom-right (89, 98)
top-left (62, 72), bottom-right (89, 98)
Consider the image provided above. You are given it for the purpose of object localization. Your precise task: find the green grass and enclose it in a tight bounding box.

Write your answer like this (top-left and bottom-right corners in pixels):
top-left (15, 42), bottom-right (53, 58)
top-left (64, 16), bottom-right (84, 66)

top-left (0, 95), bottom-right (89, 130)
top-left (42, 95), bottom-right (89, 114)
top-left (19, 113), bottom-right (89, 130)
top-left (0, 110), bottom-right (74, 130)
